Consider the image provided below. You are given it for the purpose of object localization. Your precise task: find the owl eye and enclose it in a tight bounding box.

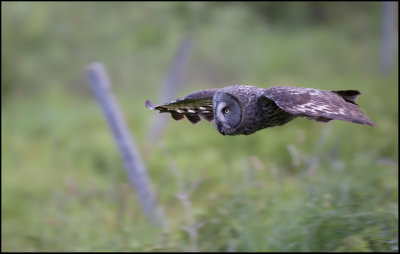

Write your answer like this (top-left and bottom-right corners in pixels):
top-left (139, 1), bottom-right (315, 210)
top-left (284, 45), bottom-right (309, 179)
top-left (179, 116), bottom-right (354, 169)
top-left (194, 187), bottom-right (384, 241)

top-left (223, 107), bottom-right (230, 114)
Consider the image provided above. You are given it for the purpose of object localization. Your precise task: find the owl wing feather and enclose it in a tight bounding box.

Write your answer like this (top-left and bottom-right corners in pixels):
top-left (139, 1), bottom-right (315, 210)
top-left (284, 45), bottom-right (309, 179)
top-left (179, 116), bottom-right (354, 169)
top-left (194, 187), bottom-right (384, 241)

top-left (262, 86), bottom-right (376, 126)
top-left (145, 89), bottom-right (218, 124)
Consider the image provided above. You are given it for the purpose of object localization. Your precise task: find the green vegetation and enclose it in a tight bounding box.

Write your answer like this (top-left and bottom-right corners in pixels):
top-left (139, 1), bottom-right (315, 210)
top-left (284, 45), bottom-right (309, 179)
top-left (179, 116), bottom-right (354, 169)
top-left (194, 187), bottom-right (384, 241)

top-left (2, 2), bottom-right (398, 252)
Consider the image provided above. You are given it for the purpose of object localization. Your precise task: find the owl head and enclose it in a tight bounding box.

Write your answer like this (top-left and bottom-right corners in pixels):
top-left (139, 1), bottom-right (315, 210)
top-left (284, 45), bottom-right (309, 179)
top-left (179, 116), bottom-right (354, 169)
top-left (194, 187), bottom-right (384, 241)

top-left (213, 92), bottom-right (242, 135)
top-left (212, 85), bottom-right (263, 135)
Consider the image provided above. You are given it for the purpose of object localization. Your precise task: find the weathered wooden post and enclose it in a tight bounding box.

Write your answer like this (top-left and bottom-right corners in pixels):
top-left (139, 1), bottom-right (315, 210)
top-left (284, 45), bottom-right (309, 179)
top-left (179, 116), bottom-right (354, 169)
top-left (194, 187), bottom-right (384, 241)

top-left (86, 62), bottom-right (163, 225)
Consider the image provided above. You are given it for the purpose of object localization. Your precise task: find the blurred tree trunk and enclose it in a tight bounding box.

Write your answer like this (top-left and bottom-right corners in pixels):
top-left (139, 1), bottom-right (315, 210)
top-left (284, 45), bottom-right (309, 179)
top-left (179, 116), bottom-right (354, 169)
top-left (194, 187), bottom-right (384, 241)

top-left (380, 1), bottom-right (397, 75)
top-left (146, 35), bottom-right (193, 142)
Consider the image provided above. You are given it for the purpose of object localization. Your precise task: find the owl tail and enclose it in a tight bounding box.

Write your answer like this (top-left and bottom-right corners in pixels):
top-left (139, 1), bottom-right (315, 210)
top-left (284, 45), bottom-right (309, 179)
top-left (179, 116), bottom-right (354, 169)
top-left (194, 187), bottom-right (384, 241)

top-left (331, 90), bottom-right (376, 126)
top-left (332, 90), bottom-right (360, 105)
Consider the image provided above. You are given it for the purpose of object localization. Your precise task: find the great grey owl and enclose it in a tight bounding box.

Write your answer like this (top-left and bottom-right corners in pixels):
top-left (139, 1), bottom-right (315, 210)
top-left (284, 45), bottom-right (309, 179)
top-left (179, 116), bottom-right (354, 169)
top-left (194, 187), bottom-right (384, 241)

top-left (145, 85), bottom-right (376, 135)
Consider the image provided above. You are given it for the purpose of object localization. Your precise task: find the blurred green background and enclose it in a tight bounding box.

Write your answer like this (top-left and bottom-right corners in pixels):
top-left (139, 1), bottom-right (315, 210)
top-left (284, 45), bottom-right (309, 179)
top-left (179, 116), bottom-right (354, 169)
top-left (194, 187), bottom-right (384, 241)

top-left (2, 2), bottom-right (398, 252)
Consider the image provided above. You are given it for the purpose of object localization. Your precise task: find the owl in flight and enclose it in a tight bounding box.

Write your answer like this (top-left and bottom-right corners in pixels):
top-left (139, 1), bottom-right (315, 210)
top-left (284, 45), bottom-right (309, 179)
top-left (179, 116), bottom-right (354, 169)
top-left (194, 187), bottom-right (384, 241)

top-left (145, 85), bottom-right (376, 136)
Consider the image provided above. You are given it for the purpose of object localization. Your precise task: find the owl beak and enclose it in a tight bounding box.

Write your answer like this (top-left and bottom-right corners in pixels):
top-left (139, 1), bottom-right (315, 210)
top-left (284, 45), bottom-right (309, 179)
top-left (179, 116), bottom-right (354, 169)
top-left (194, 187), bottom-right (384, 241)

top-left (216, 120), bottom-right (225, 135)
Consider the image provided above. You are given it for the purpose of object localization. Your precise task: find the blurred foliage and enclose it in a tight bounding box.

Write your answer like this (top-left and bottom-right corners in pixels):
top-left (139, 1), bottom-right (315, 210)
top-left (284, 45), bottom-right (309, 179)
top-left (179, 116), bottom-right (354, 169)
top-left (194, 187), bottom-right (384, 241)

top-left (2, 1), bottom-right (398, 252)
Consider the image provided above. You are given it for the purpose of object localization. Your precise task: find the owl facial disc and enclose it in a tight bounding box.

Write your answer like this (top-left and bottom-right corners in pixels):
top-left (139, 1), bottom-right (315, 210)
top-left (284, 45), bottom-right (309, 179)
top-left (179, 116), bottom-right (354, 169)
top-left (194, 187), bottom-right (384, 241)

top-left (216, 102), bottom-right (231, 127)
top-left (213, 93), bottom-right (242, 135)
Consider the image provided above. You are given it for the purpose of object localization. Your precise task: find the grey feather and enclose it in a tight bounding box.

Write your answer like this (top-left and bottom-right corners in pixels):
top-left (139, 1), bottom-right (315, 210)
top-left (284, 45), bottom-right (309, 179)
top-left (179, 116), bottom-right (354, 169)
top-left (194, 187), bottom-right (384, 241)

top-left (263, 86), bottom-right (376, 126)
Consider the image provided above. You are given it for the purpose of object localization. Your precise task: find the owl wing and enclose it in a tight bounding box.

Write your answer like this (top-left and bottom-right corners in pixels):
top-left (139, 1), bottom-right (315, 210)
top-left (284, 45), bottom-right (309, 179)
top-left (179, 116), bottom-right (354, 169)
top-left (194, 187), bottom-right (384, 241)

top-left (145, 89), bottom-right (218, 124)
top-left (262, 86), bottom-right (376, 126)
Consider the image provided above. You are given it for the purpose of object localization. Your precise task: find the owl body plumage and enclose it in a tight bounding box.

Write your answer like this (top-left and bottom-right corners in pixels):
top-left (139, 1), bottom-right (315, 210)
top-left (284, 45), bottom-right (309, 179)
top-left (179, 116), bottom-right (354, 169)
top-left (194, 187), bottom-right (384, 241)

top-left (145, 85), bottom-right (375, 136)
top-left (213, 85), bottom-right (296, 135)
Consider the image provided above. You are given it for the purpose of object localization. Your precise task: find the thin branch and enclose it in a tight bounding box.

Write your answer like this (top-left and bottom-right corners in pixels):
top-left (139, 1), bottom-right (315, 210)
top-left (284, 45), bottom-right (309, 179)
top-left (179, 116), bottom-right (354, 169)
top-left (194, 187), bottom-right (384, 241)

top-left (164, 150), bottom-right (202, 252)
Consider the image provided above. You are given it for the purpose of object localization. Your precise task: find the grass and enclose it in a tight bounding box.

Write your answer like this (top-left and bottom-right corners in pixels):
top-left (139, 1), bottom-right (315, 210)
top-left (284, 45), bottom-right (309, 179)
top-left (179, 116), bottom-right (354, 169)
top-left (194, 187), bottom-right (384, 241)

top-left (2, 2), bottom-right (398, 252)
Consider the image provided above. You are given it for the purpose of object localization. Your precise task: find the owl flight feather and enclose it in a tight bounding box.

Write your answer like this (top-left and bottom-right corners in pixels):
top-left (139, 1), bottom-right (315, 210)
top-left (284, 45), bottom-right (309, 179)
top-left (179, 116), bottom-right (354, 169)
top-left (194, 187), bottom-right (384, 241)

top-left (145, 85), bottom-right (375, 135)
